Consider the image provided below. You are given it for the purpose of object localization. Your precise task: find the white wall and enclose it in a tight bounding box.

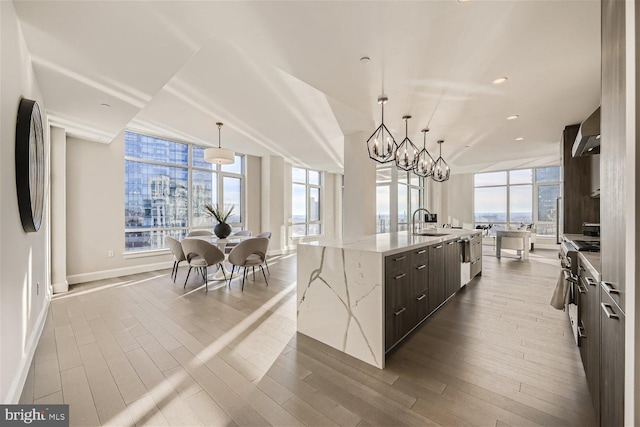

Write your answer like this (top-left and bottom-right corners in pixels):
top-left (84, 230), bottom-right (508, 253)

top-left (0, 1), bottom-right (51, 402)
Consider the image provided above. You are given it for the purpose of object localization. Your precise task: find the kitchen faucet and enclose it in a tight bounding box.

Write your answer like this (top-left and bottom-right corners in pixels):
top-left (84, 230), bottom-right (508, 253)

top-left (412, 208), bottom-right (432, 235)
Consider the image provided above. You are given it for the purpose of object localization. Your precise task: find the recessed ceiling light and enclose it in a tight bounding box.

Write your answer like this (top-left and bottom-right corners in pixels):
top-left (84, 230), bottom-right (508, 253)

top-left (507, 115), bottom-right (519, 120)
top-left (100, 103), bottom-right (111, 108)
top-left (360, 56), bottom-right (370, 64)
top-left (465, 145), bottom-right (471, 148)
top-left (493, 77), bottom-right (508, 85)
top-left (515, 137), bottom-right (524, 141)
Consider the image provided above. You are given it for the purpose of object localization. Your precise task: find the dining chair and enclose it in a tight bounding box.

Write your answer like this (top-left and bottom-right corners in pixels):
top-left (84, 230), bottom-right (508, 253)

top-left (181, 238), bottom-right (226, 292)
top-left (187, 230), bottom-right (213, 237)
top-left (224, 230), bottom-right (252, 253)
top-left (166, 236), bottom-right (186, 283)
top-left (227, 237), bottom-right (269, 291)
top-left (255, 231), bottom-right (272, 274)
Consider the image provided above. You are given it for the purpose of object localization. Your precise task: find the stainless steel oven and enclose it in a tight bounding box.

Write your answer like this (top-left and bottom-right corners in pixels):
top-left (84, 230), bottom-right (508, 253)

top-left (559, 241), bottom-right (579, 344)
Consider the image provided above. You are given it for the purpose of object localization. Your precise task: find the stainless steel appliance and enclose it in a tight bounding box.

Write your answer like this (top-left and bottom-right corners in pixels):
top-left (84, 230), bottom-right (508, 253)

top-left (559, 241), bottom-right (580, 344)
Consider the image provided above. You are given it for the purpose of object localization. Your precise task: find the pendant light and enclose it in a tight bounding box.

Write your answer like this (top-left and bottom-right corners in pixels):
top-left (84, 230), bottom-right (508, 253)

top-left (413, 128), bottom-right (436, 177)
top-left (395, 115), bottom-right (419, 171)
top-left (432, 139), bottom-right (451, 182)
top-left (204, 122), bottom-right (234, 165)
top-left (366, 96), bottom-right (397, 163)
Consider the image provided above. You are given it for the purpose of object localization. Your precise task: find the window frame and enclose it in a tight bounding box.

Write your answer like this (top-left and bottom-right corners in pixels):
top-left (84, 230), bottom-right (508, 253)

top-left (124, 130), bottom-right (245, 253)
top-left (376, 165), bottom-right (426, 234)
top-left (292, 166), bottom-right (322, 237)
top-left (473, 166), bottom-right (561, 236)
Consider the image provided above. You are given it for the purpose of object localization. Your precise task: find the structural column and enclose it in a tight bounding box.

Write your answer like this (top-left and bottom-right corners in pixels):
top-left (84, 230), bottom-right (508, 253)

top-left (261, 155), bottom-right (287, 254)
top-left (343, 131), bottom-right (376, 238)
top-left (50, 126), bottom-right (67, 293)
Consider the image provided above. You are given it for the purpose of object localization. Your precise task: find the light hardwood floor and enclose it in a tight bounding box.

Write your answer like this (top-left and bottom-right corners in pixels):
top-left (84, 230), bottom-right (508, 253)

top-left (20, 248), bottom-right (597, 426)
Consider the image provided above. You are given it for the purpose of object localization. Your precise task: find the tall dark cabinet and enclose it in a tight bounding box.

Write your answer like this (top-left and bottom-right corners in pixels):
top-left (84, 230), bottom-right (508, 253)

top-left (600, 0), bottom-right (626, 425)
top-left (561, 125), bottom-right (600, 235)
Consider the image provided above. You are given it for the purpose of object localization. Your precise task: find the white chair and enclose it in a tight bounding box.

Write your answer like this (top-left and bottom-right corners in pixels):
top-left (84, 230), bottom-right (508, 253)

top-left (224, 230), bottom-right (252, 253)
top-left (227, 237), bottom-right (269, 291)
top-left (181, 238), bottom-right (226, 292)
top-left (255, 231), bottom-right (272, 274)
top-left (496, 230), bottom-right (531, 260)
top-left (165, 237), bottom-right (186, 283)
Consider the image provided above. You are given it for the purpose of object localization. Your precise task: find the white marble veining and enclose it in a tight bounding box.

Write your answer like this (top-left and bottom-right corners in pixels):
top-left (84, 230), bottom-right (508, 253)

top-left (297, 244), bottom-right (384, 368)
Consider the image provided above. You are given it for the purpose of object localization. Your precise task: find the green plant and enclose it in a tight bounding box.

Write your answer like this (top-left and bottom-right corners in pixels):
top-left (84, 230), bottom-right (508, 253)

top-left (203, 203), bottom-right (234, 224)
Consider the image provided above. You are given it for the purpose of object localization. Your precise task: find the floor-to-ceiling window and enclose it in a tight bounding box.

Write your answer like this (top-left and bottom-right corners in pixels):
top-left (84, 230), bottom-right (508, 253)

top-left (292, 166), bottom-right (322, 237)
top-left (376, 165), bottom-right (426, 233)
top-left (474, 166), bottom-right (561, 236)
top-left (124, 131), bottom-right (244, 252)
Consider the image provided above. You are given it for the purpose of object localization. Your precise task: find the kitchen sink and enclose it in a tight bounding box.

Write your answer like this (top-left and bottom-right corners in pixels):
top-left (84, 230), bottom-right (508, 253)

top-left (414, 230), bottom-right (450, 236)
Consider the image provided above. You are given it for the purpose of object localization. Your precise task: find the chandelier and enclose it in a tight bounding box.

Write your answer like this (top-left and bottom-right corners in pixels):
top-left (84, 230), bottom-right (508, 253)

top-left (366, 96), bottom-right (397, 163)
top-left (414, 128), bottom-right (436, 178)
top-left (395, 115), bottom-right (419, 171)
top-left (432, 139), bottom-right (451, 182)
top-left (204, 122), bottom-right (234, 165)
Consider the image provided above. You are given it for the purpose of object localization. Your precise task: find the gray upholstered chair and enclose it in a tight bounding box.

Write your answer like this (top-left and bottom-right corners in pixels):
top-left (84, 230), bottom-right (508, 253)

top-left (227, 237), bottom-right (269, 291)
top-left (224, 230), bottom-right (252, 253)
top-left (181, 238), bottom-right (226, 292)
top-left (187, 230), bottom-right (213, 237)
top-left (166, 236), bottom-right (186, 283)
top-left (255, 231), bottom-right (272, 274)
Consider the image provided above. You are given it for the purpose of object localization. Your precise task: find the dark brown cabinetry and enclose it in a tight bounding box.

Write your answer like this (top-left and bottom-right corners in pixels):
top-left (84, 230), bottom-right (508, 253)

top-left (599, 288), bottom-right (624, 427)
top-left (561, 124), bottom-right (600, 235)
top-left (577, 260), bottom-right (600, 418)
top-left (444, 239), bottom-right (461, 298)
top-left (385, 233), bottom-right (481, 353)
top-left (411, 247), bottom-right (429, 326)
top-left (385, 251), bottom-right (412, 351)
top-left (428, 243), bottom-right (445, 313)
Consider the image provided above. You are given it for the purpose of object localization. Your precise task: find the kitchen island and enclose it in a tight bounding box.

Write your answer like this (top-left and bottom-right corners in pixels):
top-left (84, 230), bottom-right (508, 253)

top-left (297, 229), bottom-right (482, 368)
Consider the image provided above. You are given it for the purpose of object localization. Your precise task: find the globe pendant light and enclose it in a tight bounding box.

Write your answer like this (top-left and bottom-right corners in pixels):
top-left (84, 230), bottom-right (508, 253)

top-left (432, 139), bottom-right (451, 182)
top-left (366, 96), bottom-right (397, 163)
top-left (414, 128), bottom-right (436, 177)
top-left (395, 115), bottom-right (419, 171)
top-left (204, 122), bottom-right (234, 165)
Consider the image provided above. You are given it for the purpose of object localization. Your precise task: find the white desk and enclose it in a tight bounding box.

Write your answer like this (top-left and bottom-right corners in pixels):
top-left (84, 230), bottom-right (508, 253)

top-left (496, 230), bottom-right (530, 260)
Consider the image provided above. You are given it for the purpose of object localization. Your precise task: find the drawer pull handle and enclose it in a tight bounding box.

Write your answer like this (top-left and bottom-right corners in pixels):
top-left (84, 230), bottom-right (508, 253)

top-left (577, 284), bottom-right (586, 294)
top-left (435, 245), bottom-right (443, 249)
top-left (394, 273), bottom-right (406, 280)
top-left (417, 264), bottom-right (426, 270)
top-left (448, 241), bottom-right (455, 245)
top-left (394, 256), bottom-right (406, 262)
top-left (602, 281), bottom-right (620, 294)
top-left (578, 326), bottom-right (587, 339)
top-left (601, 303), bottom-right (619, 319)
top-left (417, 294), bottom-right (426, 301)
top-left (417, 249), bottom-right (426, 254)
top-left (585, 277), bottom-right (597, 286)
top-left (394, 307), bottom-right (406, 316)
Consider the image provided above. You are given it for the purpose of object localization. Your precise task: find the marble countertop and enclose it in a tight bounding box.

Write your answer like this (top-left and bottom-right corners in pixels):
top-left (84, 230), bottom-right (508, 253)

top-left (298, 229), bottom-right (482, 257)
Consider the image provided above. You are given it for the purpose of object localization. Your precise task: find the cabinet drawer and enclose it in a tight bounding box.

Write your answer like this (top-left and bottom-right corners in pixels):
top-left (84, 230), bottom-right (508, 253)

top-left (385, 251), bottom-right (410, 274)
top-left (411, 246), bottom-right (429, 265)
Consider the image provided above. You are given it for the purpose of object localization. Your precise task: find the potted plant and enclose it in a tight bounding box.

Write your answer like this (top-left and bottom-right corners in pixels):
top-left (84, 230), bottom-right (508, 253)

top-left (204, 203), bottom-right (234, 239)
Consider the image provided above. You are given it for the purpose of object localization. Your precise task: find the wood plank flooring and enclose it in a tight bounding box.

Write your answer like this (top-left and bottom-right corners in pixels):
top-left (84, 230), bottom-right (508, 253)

top-left (20, 248), bottom-right (597, 426)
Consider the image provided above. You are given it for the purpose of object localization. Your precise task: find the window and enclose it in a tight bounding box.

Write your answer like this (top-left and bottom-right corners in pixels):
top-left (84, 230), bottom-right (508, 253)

top-left (376, 166), bottom-right (426, 233)
top-left (292, 167), bottom-right (322, 237)
top-left (474, 166), bottom-right (561, 236)
top-left (124, 131), bottom-right (244, 252)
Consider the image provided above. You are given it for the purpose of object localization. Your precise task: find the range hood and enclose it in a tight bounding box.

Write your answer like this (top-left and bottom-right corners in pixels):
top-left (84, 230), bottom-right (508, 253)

top-left (572, 107), bottom-right (601, 157)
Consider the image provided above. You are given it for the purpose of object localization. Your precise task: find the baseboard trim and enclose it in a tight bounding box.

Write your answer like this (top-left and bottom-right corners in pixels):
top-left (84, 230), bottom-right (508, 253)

top-left (5, 296), bottom-right (51, 403)
top-left (67, 261), bottom-right (174, 285)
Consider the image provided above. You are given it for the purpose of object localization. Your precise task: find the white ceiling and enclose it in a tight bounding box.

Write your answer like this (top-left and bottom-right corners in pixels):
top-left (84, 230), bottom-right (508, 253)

top-left (14, 0), bottom-right (601, 174)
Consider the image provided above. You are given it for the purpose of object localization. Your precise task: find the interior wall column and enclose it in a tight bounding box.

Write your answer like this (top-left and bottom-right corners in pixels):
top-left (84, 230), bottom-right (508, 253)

top-left (50, 126), bottom-right (67, 293)
top-left (261, 155), bottom-right (286, 255)
top-left (343, 131), bottom-right (375, 238)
